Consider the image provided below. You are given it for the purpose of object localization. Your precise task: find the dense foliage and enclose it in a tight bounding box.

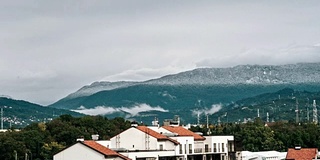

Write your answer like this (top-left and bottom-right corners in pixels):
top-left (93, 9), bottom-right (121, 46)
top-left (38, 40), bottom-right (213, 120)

top-left (191, 118), bottom-right (320, 152)
top-left (210, 88), bottom-right (320, 123)
top-left (3, 114), bottom-right (320, 160)
top-left (50, 84), bottom-right (320, 124)
top-left (0, 115), bottom-right (131, 160)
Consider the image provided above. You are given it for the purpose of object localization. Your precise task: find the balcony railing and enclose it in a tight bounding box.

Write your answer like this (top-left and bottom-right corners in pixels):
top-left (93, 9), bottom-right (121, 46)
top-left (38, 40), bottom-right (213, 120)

top-left (205, 148), bottom-right (211, 152)
top-left (194, 148), bottom-right (203, 153)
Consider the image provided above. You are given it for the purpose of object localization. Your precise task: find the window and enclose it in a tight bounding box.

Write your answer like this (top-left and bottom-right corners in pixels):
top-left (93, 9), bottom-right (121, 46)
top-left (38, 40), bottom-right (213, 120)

top-left (213, 143), bottom-right (217, 152)
top-left (159, 144), bottom-right (163, 151)
top-left (218, 143), bottom-right (220, 152)
top-left (205, 144), bottom-right (209, 152)
top-left (179, 144), bottom-right (183, 154)
top-left (189, 144), bottom-right (192, 153)
top-left (228, 142), bottom-right (234, 152)
top-left (184, 144), bottom-right (187, 154)
top-left (222, 143), bottom-right (225, 152)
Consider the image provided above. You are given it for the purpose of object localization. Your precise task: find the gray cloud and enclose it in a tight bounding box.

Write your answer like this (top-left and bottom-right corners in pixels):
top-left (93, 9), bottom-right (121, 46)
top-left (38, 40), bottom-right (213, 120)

top-left (1, 0), bottom-right (320, 105)
top-left (196, 44), bottom-right (320, 68)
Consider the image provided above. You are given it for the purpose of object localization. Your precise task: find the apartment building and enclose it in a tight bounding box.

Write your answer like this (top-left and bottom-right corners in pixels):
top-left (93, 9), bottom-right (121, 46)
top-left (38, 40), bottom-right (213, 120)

top-left (54, 125), bottom-right (236, 160)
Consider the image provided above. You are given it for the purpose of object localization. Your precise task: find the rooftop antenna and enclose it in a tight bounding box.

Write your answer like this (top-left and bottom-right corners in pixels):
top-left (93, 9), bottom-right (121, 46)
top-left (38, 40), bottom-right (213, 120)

top-left (206, 114), bottom-right (212, 135)
top-left (218, 117), bottom-right (221, 126)
top-left (313, 100), bottom-right (318, 124)
top-left (266, 112), bottom-right (269, 123)
top-left (295, 99), bottom-right (299, 123)
top-left (197, 100), bottom-right (201, 126)
top-left (257, 109), bottom-right (260, 118)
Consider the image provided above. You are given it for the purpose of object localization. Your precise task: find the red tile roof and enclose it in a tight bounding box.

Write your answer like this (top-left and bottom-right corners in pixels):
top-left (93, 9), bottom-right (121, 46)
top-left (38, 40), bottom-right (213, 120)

top-left (136, 126), bottom-right (179, 145)
top-left (286, 148), bottom-right (318, 160)
top-left (83, 141), bottom-right (130, 160)
top-left (162, 126), bottom-right (206, 141)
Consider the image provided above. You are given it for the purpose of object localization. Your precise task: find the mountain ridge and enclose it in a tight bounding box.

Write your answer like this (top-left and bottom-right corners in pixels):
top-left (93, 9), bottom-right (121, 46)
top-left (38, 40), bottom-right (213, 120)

top-left (48, 62), bottom-right (320, 124)
top-left (57, 62), bottom-right (320, 101)
top-left (0, 97), bottom-right (83, 128)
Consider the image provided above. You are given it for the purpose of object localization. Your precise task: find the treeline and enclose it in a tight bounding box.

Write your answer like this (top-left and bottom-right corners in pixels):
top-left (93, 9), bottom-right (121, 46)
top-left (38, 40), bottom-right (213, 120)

top-left (0, 115), bottom-right (131, 160)
top-left (191, 118), bottom-right (320, 152)
top-left (3, 115), bottom-right (320, 160)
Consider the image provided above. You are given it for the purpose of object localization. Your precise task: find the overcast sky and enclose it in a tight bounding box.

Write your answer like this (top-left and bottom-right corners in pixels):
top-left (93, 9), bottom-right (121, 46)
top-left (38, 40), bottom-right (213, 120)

top-left (1, 0), bottom-right (320, 105)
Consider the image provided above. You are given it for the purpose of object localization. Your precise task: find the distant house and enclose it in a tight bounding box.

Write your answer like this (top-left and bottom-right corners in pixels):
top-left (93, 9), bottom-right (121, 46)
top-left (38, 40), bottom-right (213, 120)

top-left (53, 140), bottom-right (130, 160)
top-left (286, 147), bottom-right (318, 160)
top-left (241, 150), bottom-right (287, 160)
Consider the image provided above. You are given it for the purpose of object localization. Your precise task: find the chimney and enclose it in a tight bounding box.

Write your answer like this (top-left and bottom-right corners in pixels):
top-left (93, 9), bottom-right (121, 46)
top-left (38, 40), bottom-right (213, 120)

top-left (76, 136), bottom-right (84, 142)
top-left (295, 146), bottom-right (301, 150)
top-left (91, 134), bottom-right (99, 141)
top-left (131, 121), bottom-right (138, 127)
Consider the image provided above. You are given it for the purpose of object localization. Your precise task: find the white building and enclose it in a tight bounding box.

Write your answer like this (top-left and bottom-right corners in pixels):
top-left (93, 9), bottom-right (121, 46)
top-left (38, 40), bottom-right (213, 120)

top-left (54, 140), bottom-right (130, 160)
top-left (54, 125), bottom-right (236, 160)
top-left (204, 136), bottom-right (235, 160)
top-left (148, 125), bottom-right (236, 160)
top-left (241, 151), bottom-right (287, 160)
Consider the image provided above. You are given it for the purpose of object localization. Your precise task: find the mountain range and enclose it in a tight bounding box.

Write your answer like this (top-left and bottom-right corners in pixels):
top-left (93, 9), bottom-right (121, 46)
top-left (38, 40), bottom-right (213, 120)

top-left (48, 63), bottom-right (320, 124)
top-left (2, 62), bottom-right (320, 127)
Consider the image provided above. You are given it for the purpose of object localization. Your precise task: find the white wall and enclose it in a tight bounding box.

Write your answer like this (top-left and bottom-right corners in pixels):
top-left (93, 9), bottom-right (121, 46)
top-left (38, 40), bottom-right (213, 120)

top-left (111, 127), bottom-right (158, 150)
top-left (205, 136), bottom-right (233, 154)
top-left (120, 150), bottom-right (178, 160)
top-left (172, 136), bottom-right (194, 155)
top-left (241, 151), bottom-right (287, 160)
top-left (54, 143), bottom-right (106, 160)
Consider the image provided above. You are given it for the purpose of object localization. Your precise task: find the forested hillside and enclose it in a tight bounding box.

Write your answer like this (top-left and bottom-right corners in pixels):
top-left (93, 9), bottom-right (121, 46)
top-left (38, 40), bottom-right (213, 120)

top-left (0, 115), bottom-right (131, 160)
top-left (2, 115), bottom-right (320, 160)
top-left (191, 119), bottom-right (320, 152)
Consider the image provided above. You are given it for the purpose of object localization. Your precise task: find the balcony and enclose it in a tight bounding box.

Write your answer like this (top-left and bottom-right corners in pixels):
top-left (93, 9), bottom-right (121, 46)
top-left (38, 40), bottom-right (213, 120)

top-left (194, 148), bottom-right (203, 153)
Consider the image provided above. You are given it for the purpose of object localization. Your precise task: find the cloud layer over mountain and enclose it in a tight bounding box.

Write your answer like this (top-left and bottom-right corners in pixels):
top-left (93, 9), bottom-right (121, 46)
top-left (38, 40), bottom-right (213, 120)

top-left (73, 103), bottom-right (169, 118)
top-left (1, 1), bottom-right (320, 105)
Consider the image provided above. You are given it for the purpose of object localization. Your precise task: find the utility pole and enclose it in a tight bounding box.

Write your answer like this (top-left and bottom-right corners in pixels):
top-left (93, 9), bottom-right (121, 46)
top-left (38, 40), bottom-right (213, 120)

top-left (1, 107), bottom-right (3, 130)
top-left (296, 99), bottom-right (299, 123)
top-left (197, 111), bottom-right (200, 126)
top-left (206, 114), bottom-right (209, 128)
top-left (14, 150), bottom-right (17, 160)
top-left (313, 100), bottom-right (318, 124)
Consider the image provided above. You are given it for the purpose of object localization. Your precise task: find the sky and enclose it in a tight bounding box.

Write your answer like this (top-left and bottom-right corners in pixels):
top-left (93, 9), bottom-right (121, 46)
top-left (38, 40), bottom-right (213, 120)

top-left (1, 0), bottom-right (320, 105)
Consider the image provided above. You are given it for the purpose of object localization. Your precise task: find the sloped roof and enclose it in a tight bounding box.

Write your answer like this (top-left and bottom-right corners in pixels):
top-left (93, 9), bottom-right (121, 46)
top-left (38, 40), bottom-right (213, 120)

top-left (162, 126), bottom-right (206, 141)
top-left (286, 148), bottom-right (318, 160)
top-left (136, 126), bottom-right (179, 145)
top-left (83, 141), bottom-right (130, 160)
